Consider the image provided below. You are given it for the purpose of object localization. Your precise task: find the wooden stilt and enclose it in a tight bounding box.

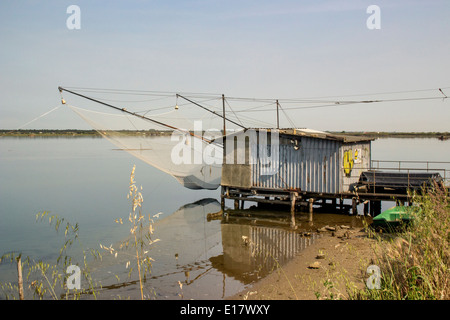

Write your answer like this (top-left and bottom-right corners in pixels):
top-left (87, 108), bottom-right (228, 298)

top-left (352, 198), bottom-right (358, 215)
top-left (220, 186), bottom-right (225, 215)
top-left (218, 185), bottom-right (403, 222)
top-left (364, 201), bottom-right (369, 216)
top-left (290, 192), bottom-right (297, 228)
top-left (308, 198), bottom-right (314, 222)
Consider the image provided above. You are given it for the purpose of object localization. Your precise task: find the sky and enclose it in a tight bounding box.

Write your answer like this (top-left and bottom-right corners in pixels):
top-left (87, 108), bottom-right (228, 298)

top-left (0, 0), bottom-right (449, 132)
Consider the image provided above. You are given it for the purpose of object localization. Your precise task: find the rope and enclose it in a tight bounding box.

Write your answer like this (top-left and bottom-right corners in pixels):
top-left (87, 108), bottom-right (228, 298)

top-left (278, 102), bottom-right (297, 128)
top-left (225, 98), bottom-right (245, 128)
top-left (8, 105), bottom-right (61, 132)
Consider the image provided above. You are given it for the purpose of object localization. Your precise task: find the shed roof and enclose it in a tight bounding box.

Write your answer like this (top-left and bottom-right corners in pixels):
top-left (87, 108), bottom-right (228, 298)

top-left (277, 128), bottom-right (374, 143)
top-left (220, 128), bottom-right (374, 143)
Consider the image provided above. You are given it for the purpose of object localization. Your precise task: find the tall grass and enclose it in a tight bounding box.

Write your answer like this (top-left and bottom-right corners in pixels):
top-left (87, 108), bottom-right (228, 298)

top-left (349, 183), bottom-right (449, 300)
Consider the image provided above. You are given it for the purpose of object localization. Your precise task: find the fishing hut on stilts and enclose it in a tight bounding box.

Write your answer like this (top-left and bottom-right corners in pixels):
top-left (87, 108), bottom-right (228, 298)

top-left (219, 128), bottom-right (377, 227)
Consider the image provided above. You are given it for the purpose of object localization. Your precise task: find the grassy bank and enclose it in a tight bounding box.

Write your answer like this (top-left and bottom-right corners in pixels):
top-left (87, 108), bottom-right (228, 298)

top-left (348, 184), bottom-right (449, 299)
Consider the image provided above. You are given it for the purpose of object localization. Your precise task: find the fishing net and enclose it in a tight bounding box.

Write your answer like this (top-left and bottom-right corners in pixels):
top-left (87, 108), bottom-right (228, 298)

top-left (59, 87), bottom-right (291, 189)
top-left (68, 104), bottom-right (225, 190)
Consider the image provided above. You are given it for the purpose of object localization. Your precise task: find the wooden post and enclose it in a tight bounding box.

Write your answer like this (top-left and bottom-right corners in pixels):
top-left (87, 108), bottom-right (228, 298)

top-left (234, 198), bottom-right (239, 210)
top-left (352, 197), bottom-right (358, 215)
top-left (220, 186), bottom-right (225, 213)
top-left (339, 198), bottom-right (344, 213)
top-left (17, 256), bottom-right (24, 300)
top-left (290, 192), bottom-right (297, 228)
top-left (364, 201), bottom-right (369, 216)
top-left (308, 198), bottom-right (314, 222)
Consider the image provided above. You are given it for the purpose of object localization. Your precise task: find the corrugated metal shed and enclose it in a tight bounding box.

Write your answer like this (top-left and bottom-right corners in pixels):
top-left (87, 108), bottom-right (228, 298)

top-left (221, 128), bottom-right (373, 194)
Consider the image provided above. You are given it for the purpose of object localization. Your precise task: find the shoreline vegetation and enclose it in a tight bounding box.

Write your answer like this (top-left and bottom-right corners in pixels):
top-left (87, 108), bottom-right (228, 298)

top-left (1, 129), bottom-right (449, 140)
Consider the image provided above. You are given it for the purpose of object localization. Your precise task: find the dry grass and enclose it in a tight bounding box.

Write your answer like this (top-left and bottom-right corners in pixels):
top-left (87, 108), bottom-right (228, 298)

top-left (99, 165), bottom-right (158, 300)
top-left (349, 183), bottom-right (450, 300)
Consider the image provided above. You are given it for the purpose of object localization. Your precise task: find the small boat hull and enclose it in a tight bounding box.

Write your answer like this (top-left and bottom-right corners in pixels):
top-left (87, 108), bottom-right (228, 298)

top-left (371, 206), bottom-right (419, 230)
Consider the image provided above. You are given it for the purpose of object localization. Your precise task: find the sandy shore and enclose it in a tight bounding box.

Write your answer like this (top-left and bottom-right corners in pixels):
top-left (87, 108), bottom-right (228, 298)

top-left (227, 226), bottom-right (377, 300)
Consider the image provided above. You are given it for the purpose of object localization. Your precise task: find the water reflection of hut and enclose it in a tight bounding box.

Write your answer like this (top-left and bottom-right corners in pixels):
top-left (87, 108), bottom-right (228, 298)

top-left (220, 128), bottom-right (373, 226)
top-left (210, 222), bottom-right (319, 284)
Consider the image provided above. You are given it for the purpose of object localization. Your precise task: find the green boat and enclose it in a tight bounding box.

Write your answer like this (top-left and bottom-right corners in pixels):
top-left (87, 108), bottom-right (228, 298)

top-left (371, 206), bottom-right (419, 230)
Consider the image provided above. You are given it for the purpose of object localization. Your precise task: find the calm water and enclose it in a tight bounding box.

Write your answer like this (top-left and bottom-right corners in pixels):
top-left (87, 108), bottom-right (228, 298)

top-left (0, 136), bottom-right (449, 299)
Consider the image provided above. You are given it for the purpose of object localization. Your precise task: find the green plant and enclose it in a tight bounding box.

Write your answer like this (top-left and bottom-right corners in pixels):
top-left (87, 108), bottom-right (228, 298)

top-left (315, 278), bottom-right (342, 300)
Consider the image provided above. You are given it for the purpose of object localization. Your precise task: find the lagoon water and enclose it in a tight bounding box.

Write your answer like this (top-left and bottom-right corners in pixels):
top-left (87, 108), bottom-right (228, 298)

top-left (0, 136), bottom-right (449, 299)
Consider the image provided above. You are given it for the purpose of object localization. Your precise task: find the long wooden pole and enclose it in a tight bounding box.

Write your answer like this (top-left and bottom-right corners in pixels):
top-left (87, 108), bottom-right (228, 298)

top-left (222, 94), bottom-right (226, 136)
top-left (221, 94), bottom-right (226, 215)
top-left (58, 86), bottom-right (213, 144)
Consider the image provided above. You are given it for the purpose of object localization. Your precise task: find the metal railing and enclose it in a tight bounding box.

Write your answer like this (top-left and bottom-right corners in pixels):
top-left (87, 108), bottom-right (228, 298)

top-left (370, 160), bottom-right (450, 186)
top-left (341, 160), bottom-right (450, 194)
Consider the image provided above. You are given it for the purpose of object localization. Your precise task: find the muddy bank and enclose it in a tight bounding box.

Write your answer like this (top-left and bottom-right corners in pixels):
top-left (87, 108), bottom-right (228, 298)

top-left (227, 226), bottom-right (377, 300)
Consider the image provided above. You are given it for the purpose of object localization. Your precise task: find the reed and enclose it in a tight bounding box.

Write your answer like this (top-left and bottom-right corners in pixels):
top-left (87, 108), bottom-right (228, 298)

top-left (99, 165), bottom-right (158, 300)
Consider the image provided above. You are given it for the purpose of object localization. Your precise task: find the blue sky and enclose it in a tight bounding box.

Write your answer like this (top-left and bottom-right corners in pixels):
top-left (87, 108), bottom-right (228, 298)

top-left (0, 0), bottom-right (449, 131)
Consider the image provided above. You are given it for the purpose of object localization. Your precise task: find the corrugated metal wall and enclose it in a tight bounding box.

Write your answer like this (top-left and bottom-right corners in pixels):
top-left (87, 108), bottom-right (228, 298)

top-left (221, 131), bottom-right (372, 193)
top-left (252, 136), bottom-right (341, 193)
